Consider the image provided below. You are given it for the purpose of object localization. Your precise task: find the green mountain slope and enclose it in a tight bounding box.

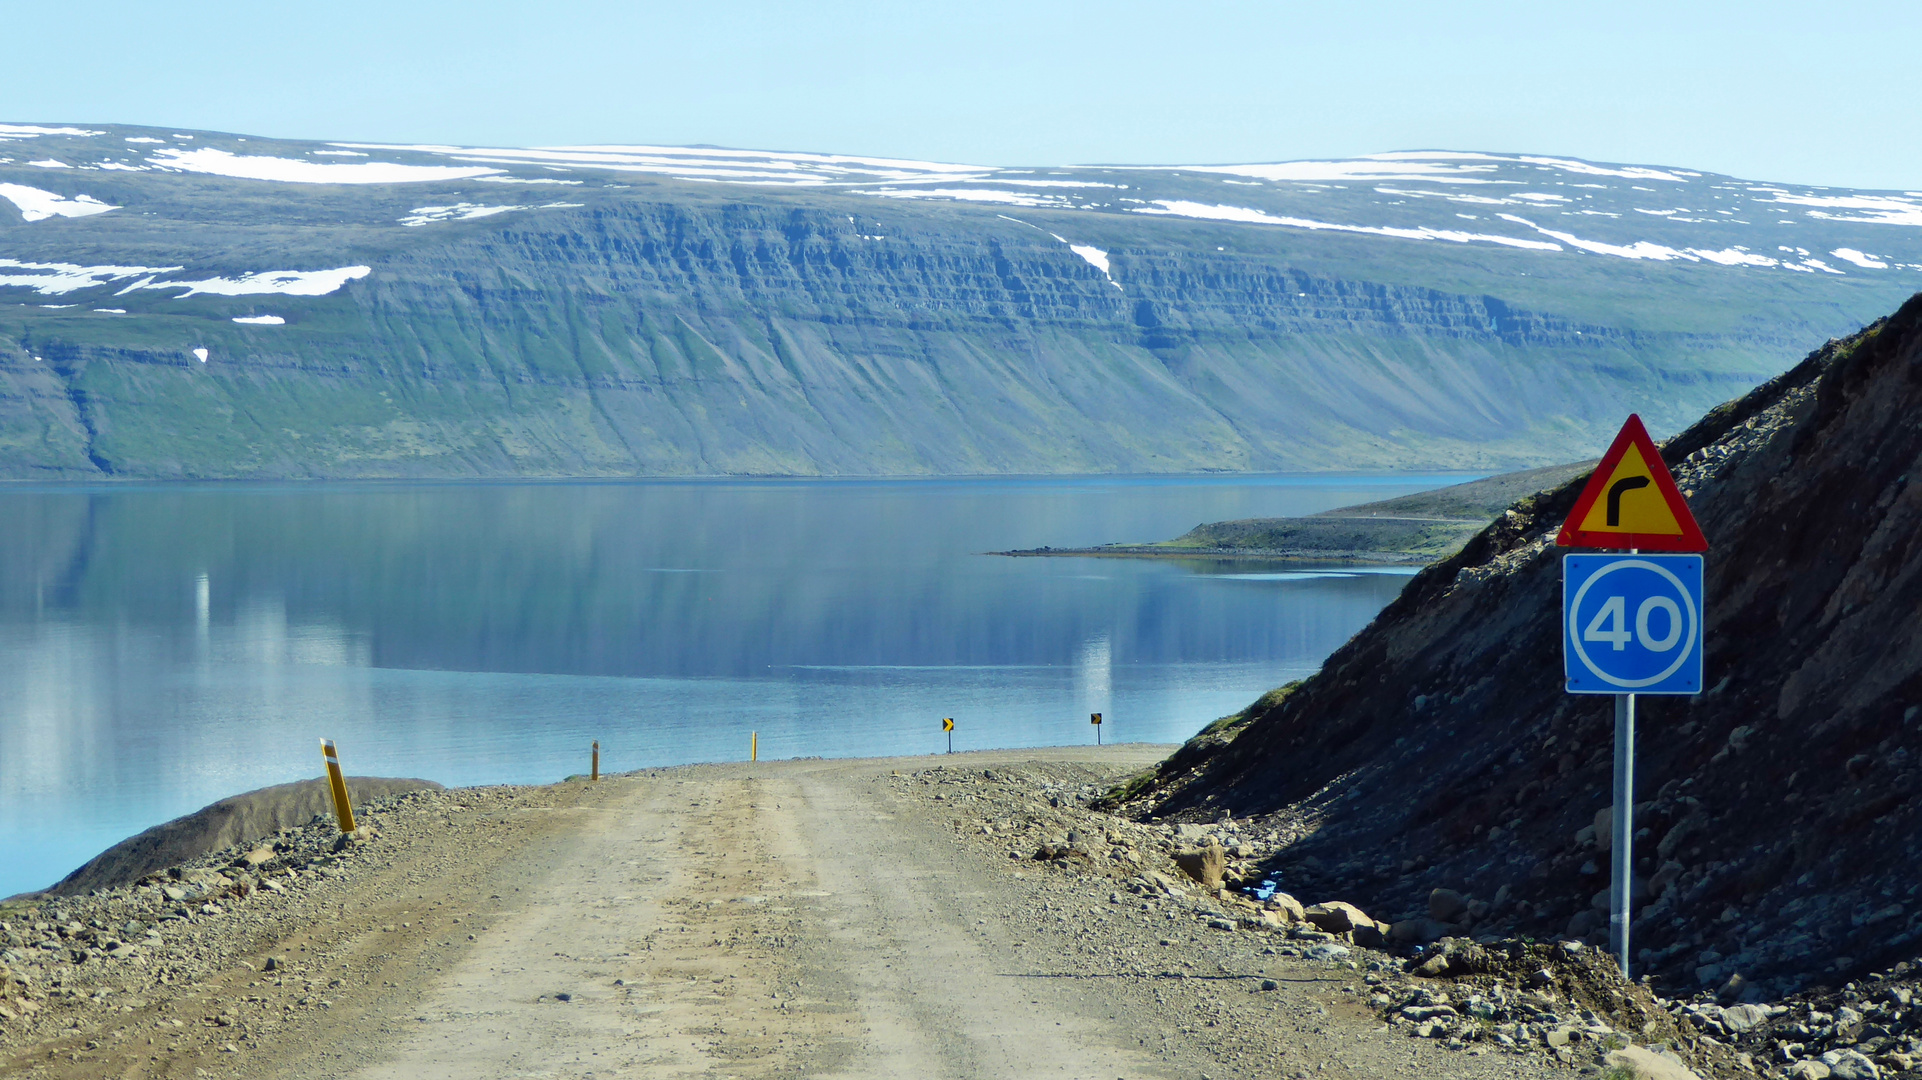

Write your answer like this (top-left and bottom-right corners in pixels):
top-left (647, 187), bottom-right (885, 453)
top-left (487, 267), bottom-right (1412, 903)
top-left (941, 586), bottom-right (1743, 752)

top-left (2, 124), bottom-right (1918, 477)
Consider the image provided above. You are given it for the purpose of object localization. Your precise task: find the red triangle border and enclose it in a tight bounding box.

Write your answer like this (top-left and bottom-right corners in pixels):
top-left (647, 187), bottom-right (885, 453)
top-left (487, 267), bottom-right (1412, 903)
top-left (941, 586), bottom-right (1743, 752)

top-left (1555, 414), bottom-right (1708, 551)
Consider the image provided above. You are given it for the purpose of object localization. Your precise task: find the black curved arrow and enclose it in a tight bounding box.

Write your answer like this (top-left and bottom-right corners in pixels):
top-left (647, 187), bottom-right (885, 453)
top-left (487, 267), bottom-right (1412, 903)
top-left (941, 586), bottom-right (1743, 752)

top-left (1606, 475), bottom-right (1650, 527)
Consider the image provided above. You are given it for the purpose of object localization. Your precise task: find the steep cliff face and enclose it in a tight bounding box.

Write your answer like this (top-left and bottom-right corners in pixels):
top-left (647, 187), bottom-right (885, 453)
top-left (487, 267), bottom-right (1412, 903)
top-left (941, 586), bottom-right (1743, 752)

top-left (1116, 293), bottom-right (1922, 997)
top-left (1, 125), bottom-right (1917, 477)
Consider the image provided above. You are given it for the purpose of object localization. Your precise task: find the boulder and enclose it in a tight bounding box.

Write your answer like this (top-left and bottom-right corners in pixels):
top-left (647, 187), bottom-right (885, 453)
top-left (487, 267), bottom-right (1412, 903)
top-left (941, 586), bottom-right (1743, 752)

top-left (1819, 1049), bottom-right (1880, 1080)
top-left (240, 847), bottom-right (277, 867)
top-left (1390, 918), bottom-right (1450, 944)
top-left (1594, 806), bottom-right (1615, 852)
top-left (1787, 1063), bottom-right (1831, 1080)
top-left (1172, 844), bottom-right (1226, 889)
top-left (331, 825), bottom-right (378, 852)
top-left (172, 867), bottom-right (228, 887)
top-left (1352, 920), bottom-right (1388, 948)
top-left (1302, 942), bottom-right (1349, 962)
top-left (1720, 1003), bottom-right (1770, 1033)
top-left (1604, 1045), bottom-right (1705, 1080)
top-left (1302, 901), bottom-right (1372, 934)
top-left (1649, 861), bottom-right (1685, 897)
top-left (1428, 888), bottom-right (1468, 923)
top-left (1657, 809), bottom-right (1711, 861)
top-left (1265, 891), bottom-right (1306, 922)
top-left (1142, 870), bottom-right (1182, 895)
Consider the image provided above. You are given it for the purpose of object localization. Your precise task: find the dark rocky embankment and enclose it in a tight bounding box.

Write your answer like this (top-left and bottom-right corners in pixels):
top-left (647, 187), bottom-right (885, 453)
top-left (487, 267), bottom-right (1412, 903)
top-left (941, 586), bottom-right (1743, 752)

top-left (1109, 292), bottom-right (1922, 1017)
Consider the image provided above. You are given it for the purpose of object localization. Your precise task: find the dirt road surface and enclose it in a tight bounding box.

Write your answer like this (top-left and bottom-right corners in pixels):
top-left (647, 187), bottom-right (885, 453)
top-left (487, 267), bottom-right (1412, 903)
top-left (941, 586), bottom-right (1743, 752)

top-left (7, 747), bottom-right (1570, 1080)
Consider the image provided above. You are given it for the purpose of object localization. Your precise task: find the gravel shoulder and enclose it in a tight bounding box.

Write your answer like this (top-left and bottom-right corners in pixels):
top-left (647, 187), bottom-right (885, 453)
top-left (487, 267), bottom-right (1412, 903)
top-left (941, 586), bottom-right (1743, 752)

top-left (4, 747), bottom-right (1585, 1080)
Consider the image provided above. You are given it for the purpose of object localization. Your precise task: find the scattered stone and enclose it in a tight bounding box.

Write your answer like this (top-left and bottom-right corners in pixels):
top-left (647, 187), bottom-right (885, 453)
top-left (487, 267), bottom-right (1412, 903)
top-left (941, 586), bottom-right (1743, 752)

top-left (1604, 1044), bottom-right (1705, 1080)
top-left (1818, 1049), bottom-right (1879, 1080)
top-left (1427, 888), bottom-right (1468, 923)
top-left (1720, 1002), bottom-right (1769, 1032)
top-left (1303, 942), bottom-right (1350, 962)
top-left (1172, 844), bottom-right (1226, 890)
top-left (1301, 901), bottom-right (1372, 935)
top-left (1389, 918), bottom-right (1449, 945)
top-left (1265, 891), bottom-right (1306, 922)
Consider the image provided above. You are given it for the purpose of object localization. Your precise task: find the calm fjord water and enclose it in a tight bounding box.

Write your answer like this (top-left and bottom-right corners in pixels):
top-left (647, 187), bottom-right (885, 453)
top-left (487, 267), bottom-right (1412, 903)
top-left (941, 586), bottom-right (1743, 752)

top-left (0, 475), bottom-right (1467, 896)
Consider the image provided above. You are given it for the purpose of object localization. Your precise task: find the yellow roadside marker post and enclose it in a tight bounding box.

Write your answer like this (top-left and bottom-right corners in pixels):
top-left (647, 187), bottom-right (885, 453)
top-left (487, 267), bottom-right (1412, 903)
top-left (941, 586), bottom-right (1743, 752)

top-left (942, 717), bottom-right (954, 754)
top-left (320, 739), bottom-right (356, 833)
top-left (751, 731), bottom-right (758, 762)
top-left (1091, 712), bottom-right (1103, 746)
top-left (592, 741), bottom-right (600, 781)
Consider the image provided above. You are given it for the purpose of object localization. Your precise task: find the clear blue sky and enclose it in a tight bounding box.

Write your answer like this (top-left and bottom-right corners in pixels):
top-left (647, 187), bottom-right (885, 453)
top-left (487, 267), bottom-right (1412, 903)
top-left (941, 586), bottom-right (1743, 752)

top-left (6, 1), bottom-right (1917, 190)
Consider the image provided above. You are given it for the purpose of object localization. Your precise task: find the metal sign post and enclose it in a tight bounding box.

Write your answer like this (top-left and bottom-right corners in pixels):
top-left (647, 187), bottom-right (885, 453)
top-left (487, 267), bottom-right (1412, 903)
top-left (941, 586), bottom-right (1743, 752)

top-left (1611, 692), bottom-right (1634, 976)
top-left (1565, 551), bottom-right (1702, 977)
top-left (1557, 414), bottom-right (1709, 980)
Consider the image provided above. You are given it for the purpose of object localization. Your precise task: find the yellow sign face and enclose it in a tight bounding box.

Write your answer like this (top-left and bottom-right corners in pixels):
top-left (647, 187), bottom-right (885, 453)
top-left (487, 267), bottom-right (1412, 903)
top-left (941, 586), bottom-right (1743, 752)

top-left (942, 717), bottom-right (954, 732)
top-left (1576, 443), bottom-right (1685, 536)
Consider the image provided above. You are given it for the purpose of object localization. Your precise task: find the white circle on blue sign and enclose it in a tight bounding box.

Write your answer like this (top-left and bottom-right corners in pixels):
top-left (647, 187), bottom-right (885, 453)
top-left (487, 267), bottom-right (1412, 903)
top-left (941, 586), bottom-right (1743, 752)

top-left (1564, 555), bottom-right (1703, 693)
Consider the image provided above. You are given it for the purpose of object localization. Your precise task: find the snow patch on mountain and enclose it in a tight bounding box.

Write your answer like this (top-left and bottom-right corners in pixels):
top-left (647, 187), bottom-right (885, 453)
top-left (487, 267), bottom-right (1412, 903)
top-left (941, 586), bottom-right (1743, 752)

top-left (0, 259), bottom-right (183, 295)
top-left (1132, 200), bottom-right (1563, 252)
top-left (0, 183), bottom-right (117, 222)
top-left (0, 125), bottom-right (103, 139)
top-left (400, 202), bottom-right (584, 226)
top-left (232, 315), bottom-right (286, 325)
top-left (1498, 214), bottom-right (1791, 268)
top-left (1761, 191), bottom-right (1922, 228)
top-left (336, 142), bottom-right (990, 187)
top-left (1832, 248), bottom-right (1890, 269)
top-left (138, 266), bottom-right (371, 298)
top-left (858, 188), bottom-right (1069, 208)
top-left (1048, 233), bottom-right (1121, 290)
top-left (475, 176), bottom-right (584, 186)
top-left (147, 148), bottom-right (501, 185)
top-left (1174, 160), bottom-right (1504, 185)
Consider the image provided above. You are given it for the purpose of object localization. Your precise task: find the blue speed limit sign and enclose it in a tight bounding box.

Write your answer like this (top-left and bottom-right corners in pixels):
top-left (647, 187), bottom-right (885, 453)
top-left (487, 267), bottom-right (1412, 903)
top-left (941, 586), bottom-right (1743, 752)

top-left (1564, 554), bottom-right (1703, 694)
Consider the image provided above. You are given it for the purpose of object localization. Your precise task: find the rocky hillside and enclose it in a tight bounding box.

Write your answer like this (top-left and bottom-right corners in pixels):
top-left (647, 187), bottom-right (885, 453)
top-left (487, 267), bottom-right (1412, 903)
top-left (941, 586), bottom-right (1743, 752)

top-left (2, 123), bottom-right (1920, 477)
top-left (1112, 291), bottom-right (1922, 1002)
top-left (43, 777), bottom-right (442, 898)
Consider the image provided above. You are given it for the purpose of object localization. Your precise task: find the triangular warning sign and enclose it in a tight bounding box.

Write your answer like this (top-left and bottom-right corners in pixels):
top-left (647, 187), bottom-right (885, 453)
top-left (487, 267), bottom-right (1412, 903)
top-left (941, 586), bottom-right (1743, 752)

top-left (1556, 414), bottom-right (1707, 551)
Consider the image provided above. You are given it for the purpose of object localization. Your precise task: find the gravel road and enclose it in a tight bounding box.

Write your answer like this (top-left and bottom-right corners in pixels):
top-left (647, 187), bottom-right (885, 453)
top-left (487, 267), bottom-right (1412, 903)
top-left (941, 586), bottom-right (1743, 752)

top-left (2, 747), bottom-right (1578, 1080)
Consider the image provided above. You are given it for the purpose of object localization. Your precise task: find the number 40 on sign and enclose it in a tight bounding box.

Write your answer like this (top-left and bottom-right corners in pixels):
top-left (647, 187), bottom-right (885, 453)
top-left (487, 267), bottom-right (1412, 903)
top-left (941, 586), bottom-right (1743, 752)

top-left (1563, 554), bottom-right (1703, 694)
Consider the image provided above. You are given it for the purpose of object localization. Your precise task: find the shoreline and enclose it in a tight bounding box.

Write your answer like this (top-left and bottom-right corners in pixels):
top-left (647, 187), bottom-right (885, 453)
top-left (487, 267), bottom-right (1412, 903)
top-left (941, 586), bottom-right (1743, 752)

top-left (992, 544), bottom-right (1436, 565)
top-left (997, 461), bottom-right (1595, 567)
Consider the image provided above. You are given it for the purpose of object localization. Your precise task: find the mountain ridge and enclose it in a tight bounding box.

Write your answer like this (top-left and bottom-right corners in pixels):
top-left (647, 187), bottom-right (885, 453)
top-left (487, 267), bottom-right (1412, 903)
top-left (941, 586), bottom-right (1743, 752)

top-left (2, 123), bottom-right (1918, 478)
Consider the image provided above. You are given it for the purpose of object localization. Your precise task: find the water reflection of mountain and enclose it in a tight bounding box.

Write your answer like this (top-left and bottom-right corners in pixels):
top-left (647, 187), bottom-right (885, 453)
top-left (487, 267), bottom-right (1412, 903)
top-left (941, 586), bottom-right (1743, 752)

top-left (0, 480), bottom-right (1422, 679)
